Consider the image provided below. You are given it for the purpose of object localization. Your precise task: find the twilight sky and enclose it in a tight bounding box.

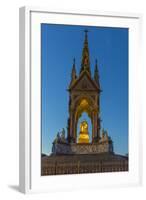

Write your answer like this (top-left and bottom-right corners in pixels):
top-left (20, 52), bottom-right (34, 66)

top-left (41, 23), bottom-right (128, 156)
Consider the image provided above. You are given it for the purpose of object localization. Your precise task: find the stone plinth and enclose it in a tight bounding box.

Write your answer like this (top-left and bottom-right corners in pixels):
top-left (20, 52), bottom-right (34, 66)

top-left (52, 140), bottom-right (113, 155)
top-left (41, 153), bottom-right (128, 175)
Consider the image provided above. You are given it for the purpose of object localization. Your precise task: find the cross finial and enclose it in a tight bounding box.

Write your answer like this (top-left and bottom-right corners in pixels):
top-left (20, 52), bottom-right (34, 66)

top-left (84, 29), bottom-right (88, 33)
top-left (73, 57), bottom-right (75, 65)
top-left (84, 29), bottom-right (88, 38)
top-left (95, 59), bottom-right (98, 65)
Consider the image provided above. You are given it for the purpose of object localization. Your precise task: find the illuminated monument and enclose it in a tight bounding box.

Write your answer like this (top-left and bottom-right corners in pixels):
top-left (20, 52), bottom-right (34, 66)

top-left (78, 121), bottom-right (90, 144)
top-left (41, 30), bottom-right (128, 175)
top-left (51, 30), bottom-right (113, 155)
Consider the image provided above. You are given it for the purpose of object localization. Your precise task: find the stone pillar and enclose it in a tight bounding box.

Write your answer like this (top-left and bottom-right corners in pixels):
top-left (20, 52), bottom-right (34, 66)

top-left (69, 111), bottom-right (73, 142)
top-left (72, 112), bottom-right (76, 143)
top-left (94, 113), bottom-right (97, 139)
top-left (92, 110), bottom-right (98, 143)
top-left (69, 111), bottom-right (76, 143)
top-left (74, 117), bottom-right (78, 143)
top-left (92, 111), bottom-right (95, 142)
top-left (97, 117), bottom-right (101, 140)
top-left (67, 117), bottom-right (70, 143)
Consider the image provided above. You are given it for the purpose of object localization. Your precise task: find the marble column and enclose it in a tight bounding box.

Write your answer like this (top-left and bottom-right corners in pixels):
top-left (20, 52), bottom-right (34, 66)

top-left (69, 111), bottom-right (76, 143)
top-left (92, 110), bottom-right (98, 143)
top-left (69, 111), bottom-right (73, 142)
top-left (92, 111), bottom-right (95, 142)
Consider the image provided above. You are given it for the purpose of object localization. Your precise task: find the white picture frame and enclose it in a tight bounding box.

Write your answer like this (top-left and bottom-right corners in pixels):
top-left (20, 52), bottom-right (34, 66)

top-left (19, 6), bottom-right (142, 194)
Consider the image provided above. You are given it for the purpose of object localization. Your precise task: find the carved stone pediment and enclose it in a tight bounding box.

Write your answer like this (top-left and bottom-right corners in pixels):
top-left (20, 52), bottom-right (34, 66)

top-left (71, 72), bottom-right (98, 91)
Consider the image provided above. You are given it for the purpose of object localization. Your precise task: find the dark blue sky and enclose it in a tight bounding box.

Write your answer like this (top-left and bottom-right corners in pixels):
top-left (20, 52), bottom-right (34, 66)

top-left (41, 24), bottom-right (128, 156)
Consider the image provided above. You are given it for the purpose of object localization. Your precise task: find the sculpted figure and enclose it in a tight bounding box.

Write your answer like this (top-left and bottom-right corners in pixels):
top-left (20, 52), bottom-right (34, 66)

top-left (60, 128), bottom-right (66, 143)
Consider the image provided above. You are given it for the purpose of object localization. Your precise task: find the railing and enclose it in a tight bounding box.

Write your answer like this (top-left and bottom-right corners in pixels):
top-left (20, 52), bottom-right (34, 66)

top-left (41, 160), bottom-right (128, 175)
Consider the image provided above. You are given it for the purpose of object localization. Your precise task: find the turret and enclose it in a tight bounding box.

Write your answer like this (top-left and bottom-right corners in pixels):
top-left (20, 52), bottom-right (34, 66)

top-left (94, 59), bottom-right (100, 89)
top-left (80, 30), bottom-right (91, 75)
top-left (70, 58), bottom-right (77, 86)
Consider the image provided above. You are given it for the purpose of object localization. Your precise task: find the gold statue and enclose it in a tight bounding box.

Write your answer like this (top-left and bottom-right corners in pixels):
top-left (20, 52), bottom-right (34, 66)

top-left (78, 120), bottom-right (90, 143)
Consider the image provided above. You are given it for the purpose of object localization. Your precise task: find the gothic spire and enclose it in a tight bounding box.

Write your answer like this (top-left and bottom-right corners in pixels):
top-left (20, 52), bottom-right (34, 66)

top-left (94, 59), bottom-right (100, 88)
top-left (80, 30), bottom-right (91, 75)
top-left (70, 58), bottom-right (77, 84)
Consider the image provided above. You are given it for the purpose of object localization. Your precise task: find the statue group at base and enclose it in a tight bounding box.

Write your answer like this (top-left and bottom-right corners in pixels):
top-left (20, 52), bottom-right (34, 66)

top-left (52, 121), bottom-right (113, 155)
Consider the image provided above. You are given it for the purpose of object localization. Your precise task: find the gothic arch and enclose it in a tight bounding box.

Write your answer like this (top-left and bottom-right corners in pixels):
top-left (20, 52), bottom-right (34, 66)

top-left (67, 30), bottom-right (101, 144)
top-left (67, 93), bottom-right (100, 143)
top-left (74, 98), bottom-right (93, 143)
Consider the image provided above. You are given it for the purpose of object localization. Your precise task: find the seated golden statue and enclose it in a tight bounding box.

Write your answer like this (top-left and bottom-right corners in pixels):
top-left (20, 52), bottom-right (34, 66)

top-left (78, 120), bottom-right (90, 143)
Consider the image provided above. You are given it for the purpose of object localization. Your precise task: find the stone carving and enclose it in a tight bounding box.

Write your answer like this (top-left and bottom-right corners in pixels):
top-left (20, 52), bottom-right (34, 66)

top-left (52, 142), bottom-right (113, 155)
top-left (51, 30), bottom-right (114, 156)
top-left (53, 128), bottom-right (67, 144)
top-left (100, 129), bottom-right (111, 142)
top-left (60, 128), bottom-right (66, 142)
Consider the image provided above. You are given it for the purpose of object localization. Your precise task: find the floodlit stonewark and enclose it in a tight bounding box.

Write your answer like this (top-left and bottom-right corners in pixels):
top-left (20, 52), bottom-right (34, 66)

top-left (52, 30), bottom-right (113, 156)
top-left (42, 30), bottom-right (128, 176)
top-left (52, 142), bottom-right (113, 155)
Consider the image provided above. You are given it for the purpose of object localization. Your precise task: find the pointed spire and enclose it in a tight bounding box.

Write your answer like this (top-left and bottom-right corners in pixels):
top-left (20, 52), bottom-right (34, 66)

top-left (80, 30), bottom-right (91, 74)
top-left (71, 58), bottom-right (77, 84)
top-left (94, 59), bottom-right (100, 88)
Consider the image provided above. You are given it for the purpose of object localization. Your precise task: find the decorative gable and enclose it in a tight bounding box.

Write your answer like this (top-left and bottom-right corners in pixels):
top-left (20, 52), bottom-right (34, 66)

top-left (69, 71), bottom-right (99, 91)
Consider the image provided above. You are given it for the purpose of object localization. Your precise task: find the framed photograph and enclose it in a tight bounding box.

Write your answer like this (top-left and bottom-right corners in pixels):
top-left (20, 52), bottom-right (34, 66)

top-left (19, 7), bottom-right (142, 193)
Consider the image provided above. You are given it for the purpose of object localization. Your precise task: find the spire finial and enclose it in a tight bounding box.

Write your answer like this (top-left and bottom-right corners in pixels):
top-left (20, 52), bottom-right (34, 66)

top-left (95, 59), bottom-right (98, 70)
top-left (70, 57), bottom-right (77, 85)
top-left (95, 59), bottom-right (97, 66)
top-left (73, 57), bottom-right (75, 65)
top-left (94, 58), bottom-right (100, 88)
top-left (84, 29), bottom-right (88, 36)
top-left (80, 29), bottom-right (91, 74)
top-left (84, 29), bottom-right (88, 44)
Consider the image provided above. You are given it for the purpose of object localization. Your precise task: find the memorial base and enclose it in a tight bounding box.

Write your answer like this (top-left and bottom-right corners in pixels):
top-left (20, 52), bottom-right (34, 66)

top-left (52, 140), bottom-right (113, 155)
